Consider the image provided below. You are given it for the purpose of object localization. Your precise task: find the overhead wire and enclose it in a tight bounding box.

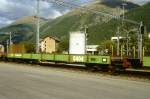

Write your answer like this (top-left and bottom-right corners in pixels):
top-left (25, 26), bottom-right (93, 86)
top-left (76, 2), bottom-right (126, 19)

top-left (39, 0), bottom-right (140, 33)
top-left (52, 0), bottom-right (140, 25)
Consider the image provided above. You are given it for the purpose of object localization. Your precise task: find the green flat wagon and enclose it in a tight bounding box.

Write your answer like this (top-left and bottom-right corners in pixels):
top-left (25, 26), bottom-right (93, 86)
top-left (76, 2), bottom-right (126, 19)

top-left (7, 53), bottom-right (111, 67)
top-left (143, 57), bottom-right (150, 67)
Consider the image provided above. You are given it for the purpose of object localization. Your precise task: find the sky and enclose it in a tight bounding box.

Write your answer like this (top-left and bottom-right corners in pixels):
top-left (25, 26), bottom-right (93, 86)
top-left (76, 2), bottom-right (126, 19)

top-left (0, 0), bottom-right (149, 27)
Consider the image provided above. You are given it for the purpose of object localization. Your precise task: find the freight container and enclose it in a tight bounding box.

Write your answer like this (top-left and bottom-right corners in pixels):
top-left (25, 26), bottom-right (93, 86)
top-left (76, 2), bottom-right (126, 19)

top-left (69, 31), bottom-right (86, 54)
top-left (9, 44), bottom-right (26, 53)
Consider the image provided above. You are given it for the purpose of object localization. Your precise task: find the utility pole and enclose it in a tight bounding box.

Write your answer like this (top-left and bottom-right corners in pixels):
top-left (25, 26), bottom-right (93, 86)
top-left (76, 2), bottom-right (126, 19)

top-left (36, 0), bottom-right (40, 53)
top-left (122, 1), bottom-right (128, 56)
top-left (9, 32), bottom-right (12, 53)
top-left (138, 22), bottom-right (144, 61)
top-left (9, 32), bottom-right (12, 45)
top-left (122, 1), bottom-right (127, 27)
top-left (6, 40), bottom-right (9, 54)
top-left (84, 25), bottom-right (88, 54)
top-left (116, 27), bottom-right (120, 56)
top-left (126, 31), bottom-right (129, 56)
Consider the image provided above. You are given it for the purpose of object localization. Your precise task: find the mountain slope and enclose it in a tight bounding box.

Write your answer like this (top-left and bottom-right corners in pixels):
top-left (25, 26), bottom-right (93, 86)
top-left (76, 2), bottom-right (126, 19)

top-left (126, 2), bottom-right (150, 31)
top-left (100, 0), bottom-right (139, 9)
top-left (40, 0), bottom-right (139, 44)
top-left (88, 2), bottom-right (150, 44)
top-left (0, 16), bottom-right (47, 43)
top-left (12, 16), bottom-right (47, 26)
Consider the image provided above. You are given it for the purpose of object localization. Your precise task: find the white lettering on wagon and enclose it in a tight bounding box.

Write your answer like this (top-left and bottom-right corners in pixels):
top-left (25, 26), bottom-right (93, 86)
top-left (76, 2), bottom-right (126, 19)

top-left (73, 56), bottom-right (84, 62)
top-left (15, 54), bottom-right (22, 57)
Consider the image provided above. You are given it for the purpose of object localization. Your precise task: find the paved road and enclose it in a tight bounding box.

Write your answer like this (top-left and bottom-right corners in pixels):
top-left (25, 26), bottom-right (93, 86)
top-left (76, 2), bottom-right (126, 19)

top-left (0, 62), bottom-right (150, 99)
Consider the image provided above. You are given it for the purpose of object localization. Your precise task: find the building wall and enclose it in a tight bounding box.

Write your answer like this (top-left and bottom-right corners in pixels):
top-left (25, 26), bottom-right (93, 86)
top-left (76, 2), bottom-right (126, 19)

top-left (86, 45), bottom-right (99, 55)
top-left (0, 45), bottom-right (4, 53)
top-left (40, 37), bottom-right (58, 53)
